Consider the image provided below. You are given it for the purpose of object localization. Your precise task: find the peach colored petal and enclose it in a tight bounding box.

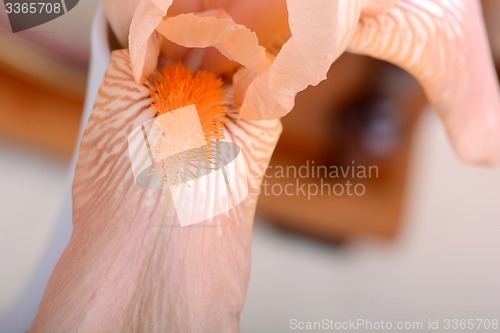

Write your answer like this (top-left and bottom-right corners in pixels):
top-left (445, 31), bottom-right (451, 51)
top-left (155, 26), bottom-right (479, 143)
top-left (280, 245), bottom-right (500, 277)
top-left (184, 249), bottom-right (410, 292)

top-left (233, 67), bottom-right (258, 109)
top-left (163, 0), bottom-right (290, 74)
top-left (166, 0), bottom-right (203, 15)
top-left (103, 0), bottom-right (140, 47)
top-left (129, 0), bottom-right (173, 83)
top-left (349, 0), bottom-right (500, 164)
top-left (360, 0), bottom-right (397, 16)
top-left (156, 12), bottom-right (271, 73)
top-left (163, 0), bottom-right (291, 54)
top-left (238, 0), bottom-right (361, 120)
top-left (29, 50), bottom-right (282, 332)
top-left (219, 0), bottom-right (291, 55)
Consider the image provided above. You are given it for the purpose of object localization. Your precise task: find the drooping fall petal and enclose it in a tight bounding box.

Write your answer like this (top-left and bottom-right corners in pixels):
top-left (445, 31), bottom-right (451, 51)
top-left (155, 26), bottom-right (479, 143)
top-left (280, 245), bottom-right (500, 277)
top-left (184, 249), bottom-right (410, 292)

top-left (238, 0), bottom-right (361, 120)
top-left (28, 50), bottom-right (281, 332)
top-left (349, 0), bottom-right (500, 164)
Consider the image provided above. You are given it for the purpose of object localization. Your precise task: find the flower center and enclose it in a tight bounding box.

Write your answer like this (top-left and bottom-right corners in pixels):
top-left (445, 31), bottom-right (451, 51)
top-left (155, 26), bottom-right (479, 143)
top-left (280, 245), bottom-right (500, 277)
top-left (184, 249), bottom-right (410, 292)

top-left (146, 63), bottom-right (228, 186)
top-left (150, 63), bottom-right (226, 143)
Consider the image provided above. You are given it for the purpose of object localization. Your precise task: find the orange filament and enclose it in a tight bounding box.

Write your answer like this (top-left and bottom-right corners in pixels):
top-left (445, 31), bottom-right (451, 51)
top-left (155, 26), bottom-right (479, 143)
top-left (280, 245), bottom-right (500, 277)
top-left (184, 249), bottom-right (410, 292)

top-left (150, 63), bottom-right (226, 143)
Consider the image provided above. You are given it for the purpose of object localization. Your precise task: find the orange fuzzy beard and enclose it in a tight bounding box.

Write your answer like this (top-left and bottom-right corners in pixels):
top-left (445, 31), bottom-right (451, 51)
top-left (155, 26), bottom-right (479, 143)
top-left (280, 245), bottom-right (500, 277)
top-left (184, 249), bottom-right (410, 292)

top-left (150, 63), bottom-right (226, 143)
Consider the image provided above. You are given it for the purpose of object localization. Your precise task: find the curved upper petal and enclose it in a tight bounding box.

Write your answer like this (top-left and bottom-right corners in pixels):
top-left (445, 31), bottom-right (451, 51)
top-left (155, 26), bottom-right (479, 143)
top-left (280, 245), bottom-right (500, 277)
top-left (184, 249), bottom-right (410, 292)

top-left (238, 0), bottom-right (361, 120)
top-left (156, 12), bottom-right (271, 72)
top-left (129, 0), bottom-right (173, 83)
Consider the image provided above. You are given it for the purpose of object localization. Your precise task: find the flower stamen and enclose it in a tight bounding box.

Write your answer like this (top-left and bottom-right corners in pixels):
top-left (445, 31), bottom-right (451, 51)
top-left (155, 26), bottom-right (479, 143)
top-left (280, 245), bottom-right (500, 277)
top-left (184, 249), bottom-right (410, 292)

top-left (147, 63), bottom-right (228, 185)
top-left (150, 63), bottom-right (227, 143)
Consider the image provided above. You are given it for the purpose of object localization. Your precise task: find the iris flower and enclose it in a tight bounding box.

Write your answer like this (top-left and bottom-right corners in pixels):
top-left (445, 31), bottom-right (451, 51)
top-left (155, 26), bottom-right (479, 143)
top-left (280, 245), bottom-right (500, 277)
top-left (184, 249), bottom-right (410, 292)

top-left (29, 0), bottom-right (499, 332)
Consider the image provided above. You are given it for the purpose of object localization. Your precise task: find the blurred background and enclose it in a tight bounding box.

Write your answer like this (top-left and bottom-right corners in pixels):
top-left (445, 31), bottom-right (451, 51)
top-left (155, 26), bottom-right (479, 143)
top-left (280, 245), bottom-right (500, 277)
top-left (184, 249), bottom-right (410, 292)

top-left (0, 1), bottom-right (499, 332)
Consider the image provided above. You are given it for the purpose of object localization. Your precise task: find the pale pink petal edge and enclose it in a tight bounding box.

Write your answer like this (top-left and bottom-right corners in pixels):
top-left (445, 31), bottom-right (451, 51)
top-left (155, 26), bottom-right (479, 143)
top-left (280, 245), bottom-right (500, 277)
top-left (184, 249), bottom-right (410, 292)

top-left (156, 12), bottom-right (271, 73)
top-left (129, 0), bottom-right (173, 83)
top-left (239, 0), bottom-right (361, 120)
